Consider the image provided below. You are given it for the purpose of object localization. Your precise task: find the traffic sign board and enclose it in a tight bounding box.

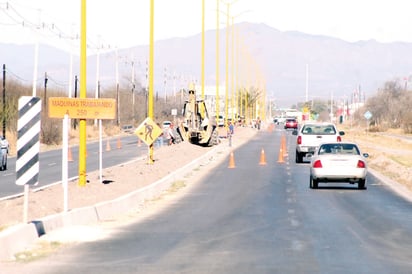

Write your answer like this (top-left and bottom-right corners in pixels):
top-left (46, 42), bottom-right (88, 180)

top-left (364, 111), bottom-right (373, 120)
top-left (48, 97), bottom-right (116, 119)
top-left (135, 117), bottom-right (162, 146)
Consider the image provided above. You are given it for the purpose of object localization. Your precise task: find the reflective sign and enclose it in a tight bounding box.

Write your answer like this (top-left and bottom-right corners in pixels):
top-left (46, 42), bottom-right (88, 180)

top-left (135, 117), bottom-right (162, 146)
top-left (48, 97), bottom-right (116, 119)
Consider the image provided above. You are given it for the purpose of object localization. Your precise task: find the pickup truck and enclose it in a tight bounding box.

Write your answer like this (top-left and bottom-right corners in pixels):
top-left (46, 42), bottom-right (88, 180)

top-left (293, 122), bottom-right (345, 163)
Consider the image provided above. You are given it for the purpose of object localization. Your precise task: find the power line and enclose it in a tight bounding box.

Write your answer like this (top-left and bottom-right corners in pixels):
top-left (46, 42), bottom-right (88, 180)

top-left (4, 67), bottom-right (31, 83)
top-left (46, 74), bottom-right (68, 87)
top-left (1, 2), bottom-right (121, 55)
top-left (0, 2), bottom-right (77, 47)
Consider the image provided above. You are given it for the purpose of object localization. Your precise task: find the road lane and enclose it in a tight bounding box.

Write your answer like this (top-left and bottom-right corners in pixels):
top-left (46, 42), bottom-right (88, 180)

top-left (7, 128), bottom-right (412, 273)
top-left (0, 135), bottom-right (148, 198)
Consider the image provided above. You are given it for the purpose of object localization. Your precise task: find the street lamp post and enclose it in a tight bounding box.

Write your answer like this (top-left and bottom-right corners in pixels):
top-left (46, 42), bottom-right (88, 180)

top-left (216, 0), bottom-right (220, 121)
top-left (224, 2), bottom-right (230, 127)
top-left (201, 0), bottom-right (205, 101)
top-left (148, 0), bottom-right (154, 164)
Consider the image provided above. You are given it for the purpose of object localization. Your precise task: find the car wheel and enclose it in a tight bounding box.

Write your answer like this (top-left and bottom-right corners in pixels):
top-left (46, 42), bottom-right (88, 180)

top-left (358, 179), bottom-right (366, 190)
top-left (295, 151), bottom-right (303, 163)
top-left (310, 176), bottom-right (318, 189)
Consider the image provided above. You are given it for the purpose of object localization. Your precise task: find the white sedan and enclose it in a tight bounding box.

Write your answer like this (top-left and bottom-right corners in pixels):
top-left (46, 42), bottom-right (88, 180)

top-left (309, 142), bottom-right (369, 189)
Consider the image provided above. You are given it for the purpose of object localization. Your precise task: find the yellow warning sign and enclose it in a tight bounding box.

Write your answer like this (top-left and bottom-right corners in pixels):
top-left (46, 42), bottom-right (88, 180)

top-left (48, 97), bottom-right (116, 119)
top-left (135, 117), bottom-right (162, 146)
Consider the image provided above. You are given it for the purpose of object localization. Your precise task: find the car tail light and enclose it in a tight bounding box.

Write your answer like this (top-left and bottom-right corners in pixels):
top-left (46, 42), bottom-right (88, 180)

top-left (337, 136), bottom-right (342, 142)
top-left (297, 136), bottom-right (302, 145)
top-left (357, 160), bottom-right (366, 168)
top-left (313, 160), bottom-right (322, 168)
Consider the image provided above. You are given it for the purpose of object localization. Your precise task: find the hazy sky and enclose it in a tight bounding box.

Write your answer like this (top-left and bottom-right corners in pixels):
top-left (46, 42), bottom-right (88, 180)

top-left (2, 0), bottom-right (412, 52)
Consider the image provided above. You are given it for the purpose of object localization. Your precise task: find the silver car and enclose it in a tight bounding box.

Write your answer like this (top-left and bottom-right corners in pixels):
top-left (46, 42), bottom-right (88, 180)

top-left (309, 142), bottom-right (369, 189)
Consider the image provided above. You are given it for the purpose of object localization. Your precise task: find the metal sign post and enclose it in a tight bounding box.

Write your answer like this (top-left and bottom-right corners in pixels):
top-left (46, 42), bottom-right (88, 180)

top-left (364, 111), bottom-right (373, 134)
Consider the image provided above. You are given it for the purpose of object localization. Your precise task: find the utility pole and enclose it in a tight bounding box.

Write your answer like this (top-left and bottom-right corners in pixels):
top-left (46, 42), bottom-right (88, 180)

top-left (94, 41), bottom-right (100, 127)
top-left (73, 75), bottom-right (78, 130)
top-left (164, 67), bottom-right (167, 104)
top-left (44, 72), bottom-right (48, 112)
top-left (115, 48), bottom-right (120, 126)
top-left (305, 63), bottom-right (309, 102)
top-left (2, 64), bottom-right (5, 138)
top-left (131, 60), bottom-right (135, 125)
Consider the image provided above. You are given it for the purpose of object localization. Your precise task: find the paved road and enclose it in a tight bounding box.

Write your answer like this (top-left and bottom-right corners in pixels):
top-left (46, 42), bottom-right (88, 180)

top-left (0, 135), bottom-right (150, 199)
top-left (14, 129), bottom-right (412, 274)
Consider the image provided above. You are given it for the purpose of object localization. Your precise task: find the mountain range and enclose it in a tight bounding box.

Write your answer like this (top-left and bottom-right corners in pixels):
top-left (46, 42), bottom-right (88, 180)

top-left (1, 22), bottom-right (412, 108)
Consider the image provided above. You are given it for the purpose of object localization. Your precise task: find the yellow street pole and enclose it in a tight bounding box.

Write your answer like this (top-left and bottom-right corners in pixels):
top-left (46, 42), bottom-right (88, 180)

top-left (148, 0), bottom-right (154, 164)
top-left (216, 0), bottom-right (220, 120)
top-left (201, 0), bottom-right (205, 101)
top-left (246, 52), bottom-right (251, 123)
top-left (78, 0), bottom-right (87, 186)
top-left (240, 42), bottom-right (245, 118)
top-left (230, 16), bottom-right (235, 121)
top-left (236, 25), bottom-right (240, 120)
top-left (224, 3), bottom-right (229, 127)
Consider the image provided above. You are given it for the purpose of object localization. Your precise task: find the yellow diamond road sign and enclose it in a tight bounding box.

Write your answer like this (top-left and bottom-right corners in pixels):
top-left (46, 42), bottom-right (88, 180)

top-left (135, 117), bottom-right (162, 146)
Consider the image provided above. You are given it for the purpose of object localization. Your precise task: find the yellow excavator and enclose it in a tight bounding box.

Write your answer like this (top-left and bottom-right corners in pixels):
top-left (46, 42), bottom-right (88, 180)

top-left (177, 89), bottom-right (219, 147)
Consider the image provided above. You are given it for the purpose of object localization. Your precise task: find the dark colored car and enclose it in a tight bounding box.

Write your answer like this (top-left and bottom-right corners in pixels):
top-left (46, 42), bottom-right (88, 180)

top-left (284, 118), bottom-right (298, 129)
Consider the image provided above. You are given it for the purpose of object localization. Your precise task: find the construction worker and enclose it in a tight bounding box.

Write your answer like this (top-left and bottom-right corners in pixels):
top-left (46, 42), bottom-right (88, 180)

top-left (0, 135), bottom-right (9, 171)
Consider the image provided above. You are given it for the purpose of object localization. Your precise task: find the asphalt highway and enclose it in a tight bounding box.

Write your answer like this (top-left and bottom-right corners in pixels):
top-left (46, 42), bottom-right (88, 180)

top-left (15, 128), bottom-right (412, 274)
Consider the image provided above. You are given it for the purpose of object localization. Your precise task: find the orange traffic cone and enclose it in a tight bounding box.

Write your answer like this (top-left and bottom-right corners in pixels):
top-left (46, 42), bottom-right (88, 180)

top-left (117, 137), bottom-right (122, 149)
top-left (137, 138), bottom-right (142, 147)
top-left (259, 148), bottom-right (267, 165)
top-left (68, 147), bottom-right (73, 162)
top-left (277, 146), bottom-right (285, 163)
top-left (106, 139), bottom-right (111, 151)
top-left (228, 151), bottom-right (236, 168)
top-left (281, 134), bottom-right (288, 156)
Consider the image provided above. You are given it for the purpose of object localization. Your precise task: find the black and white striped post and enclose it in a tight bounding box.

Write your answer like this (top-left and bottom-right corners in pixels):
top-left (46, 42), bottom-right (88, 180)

top-left (16, 96), bottom-right (41, 223)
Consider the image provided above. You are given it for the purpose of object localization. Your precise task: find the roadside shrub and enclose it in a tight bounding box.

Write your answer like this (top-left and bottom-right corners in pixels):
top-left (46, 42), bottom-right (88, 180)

top-left (41, 118), bottom-right (62, 145)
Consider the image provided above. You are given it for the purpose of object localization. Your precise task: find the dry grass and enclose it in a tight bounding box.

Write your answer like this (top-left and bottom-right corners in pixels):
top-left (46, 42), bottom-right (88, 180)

top-left (13, 241), bottom-right (62, 262)
top-left (342, 125), bottom-right (412, 190)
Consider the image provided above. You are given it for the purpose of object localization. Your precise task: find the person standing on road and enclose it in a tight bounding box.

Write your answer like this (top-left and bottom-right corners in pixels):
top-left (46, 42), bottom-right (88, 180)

top-left (256, 117), bottom-right (261, 130)
top-left (228, 121), bottom-right (234, 136)
top-left (167, 123), bottom-right (176, 145)
top-left (0, 135), bottom-right (9, 171)
top-left (155, 123), bottom-right (164, 147)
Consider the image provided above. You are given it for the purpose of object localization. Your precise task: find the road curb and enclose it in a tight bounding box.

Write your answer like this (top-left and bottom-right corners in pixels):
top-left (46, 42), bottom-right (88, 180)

top-left (0, 142), bottom-right (230, 261)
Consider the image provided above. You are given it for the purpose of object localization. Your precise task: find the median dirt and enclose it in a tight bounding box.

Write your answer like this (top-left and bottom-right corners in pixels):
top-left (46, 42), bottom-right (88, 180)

top-left (0, 126), bottom-right (256, 229)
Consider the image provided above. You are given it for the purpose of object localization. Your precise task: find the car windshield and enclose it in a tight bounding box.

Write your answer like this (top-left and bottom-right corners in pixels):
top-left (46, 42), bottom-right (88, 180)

top-left (302, 125), bottom-right (336, 135)
top-left (318, 143), bottom-right (360, 155)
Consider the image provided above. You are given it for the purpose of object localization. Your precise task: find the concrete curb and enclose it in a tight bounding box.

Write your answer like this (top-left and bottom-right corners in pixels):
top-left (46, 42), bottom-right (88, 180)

top-left (0, 143), bottom-right (229, 261)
